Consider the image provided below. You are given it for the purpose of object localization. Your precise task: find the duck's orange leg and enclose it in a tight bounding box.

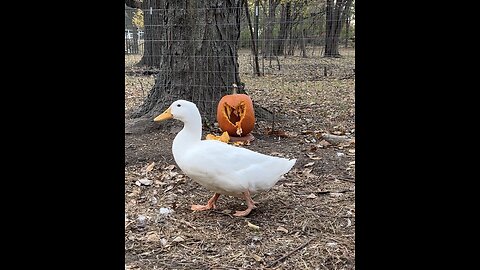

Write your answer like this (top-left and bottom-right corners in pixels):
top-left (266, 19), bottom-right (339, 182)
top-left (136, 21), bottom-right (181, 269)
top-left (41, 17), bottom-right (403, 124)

top-left (191, 193), bottom-right (221, 211)
top-left (233, 190), bottom-right (257, 217)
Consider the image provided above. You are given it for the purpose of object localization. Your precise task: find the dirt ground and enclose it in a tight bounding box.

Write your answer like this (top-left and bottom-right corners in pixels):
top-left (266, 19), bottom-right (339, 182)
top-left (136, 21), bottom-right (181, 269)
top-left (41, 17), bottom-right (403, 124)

top-left (125, 48), bottom-right (355, 269)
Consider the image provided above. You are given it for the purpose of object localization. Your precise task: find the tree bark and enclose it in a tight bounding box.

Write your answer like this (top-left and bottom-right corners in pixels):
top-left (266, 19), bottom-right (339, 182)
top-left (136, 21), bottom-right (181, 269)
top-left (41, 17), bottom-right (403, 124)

top-left (243, 0), bottom-right (260, 76)
top-left (130, 0), bottom-right (243, 123)
top-left (264, 0), bottom-right (280, 57)
top-left (344, 11), bottom-right (350, 48)
top-left (324, 0), bottom-right (352, 57)
top-left (275, 2), bottom-right (291, 56)
top-left (132, 27), bottom-right (139, 54)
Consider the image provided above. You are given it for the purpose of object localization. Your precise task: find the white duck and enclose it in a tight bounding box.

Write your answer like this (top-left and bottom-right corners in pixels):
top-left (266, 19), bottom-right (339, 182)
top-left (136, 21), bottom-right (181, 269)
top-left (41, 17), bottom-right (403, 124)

top-left (154, 100), bottom-right (296, 217)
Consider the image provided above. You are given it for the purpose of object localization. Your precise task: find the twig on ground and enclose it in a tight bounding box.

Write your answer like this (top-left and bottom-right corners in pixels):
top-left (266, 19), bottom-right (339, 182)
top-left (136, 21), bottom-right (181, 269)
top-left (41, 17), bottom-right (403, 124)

top-left (212, 210), bottom-right (234, 219)
top-left (266, 237), bottom-right (315, 268)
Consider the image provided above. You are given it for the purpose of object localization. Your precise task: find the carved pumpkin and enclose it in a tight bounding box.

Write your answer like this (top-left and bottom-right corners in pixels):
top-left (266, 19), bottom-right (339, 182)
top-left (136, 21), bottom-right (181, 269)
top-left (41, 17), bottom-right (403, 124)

top-left (217, 92), bottom-right (255, 137)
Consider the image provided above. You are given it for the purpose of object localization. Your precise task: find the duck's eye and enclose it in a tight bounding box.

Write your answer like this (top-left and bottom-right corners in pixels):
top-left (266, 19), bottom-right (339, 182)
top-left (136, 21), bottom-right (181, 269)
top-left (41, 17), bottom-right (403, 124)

top-left (177, 104), bottom-right (181, 107)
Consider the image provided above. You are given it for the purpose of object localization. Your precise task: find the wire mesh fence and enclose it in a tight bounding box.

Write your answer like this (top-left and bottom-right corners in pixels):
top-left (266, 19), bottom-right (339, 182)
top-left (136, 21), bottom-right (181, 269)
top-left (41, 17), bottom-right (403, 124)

top-left (125, 1), bottom-right (354, 119)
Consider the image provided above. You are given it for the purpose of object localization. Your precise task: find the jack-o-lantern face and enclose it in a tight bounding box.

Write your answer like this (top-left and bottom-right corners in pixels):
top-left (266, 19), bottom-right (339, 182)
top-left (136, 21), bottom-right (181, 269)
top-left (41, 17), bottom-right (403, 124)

top-left (216, 94), bottom-right (255, 137)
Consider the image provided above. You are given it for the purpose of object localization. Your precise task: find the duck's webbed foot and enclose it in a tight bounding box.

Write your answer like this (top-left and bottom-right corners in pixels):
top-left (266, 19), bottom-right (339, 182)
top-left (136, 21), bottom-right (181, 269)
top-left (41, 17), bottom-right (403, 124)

top-left (191, 193), bottom-right (221, 211)
top-left (233, 190), bottom-right (257, 217)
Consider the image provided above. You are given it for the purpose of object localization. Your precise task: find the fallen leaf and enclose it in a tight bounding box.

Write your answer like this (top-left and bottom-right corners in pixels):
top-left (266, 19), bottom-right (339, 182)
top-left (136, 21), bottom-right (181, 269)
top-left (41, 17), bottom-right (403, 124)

top-left (160, 238), bottom-right (168, 247)
top-left (283, 182), bottom-right (298, 186)
top-left (301, 130), bottom-right (314, 135)
top-left (276, 226), bottom-right (289, 233)
top-left (252, 254), bottom-right (263, 262)
top-left (267, 130), bottom-right (288, 138)
top-left (234, 141), bottom-right (246, 146)
top-left (155, 180), bottom-right (168, 186)
top-left (150, 197), bottom-right (157, 205)
top-left (285, 131), bottom-right (298, 137)
top-left (145, 162), bottom-right (155, 173)
top-left (168, 171), bottom-right (179, 178)
top-left (247, 221), bottom-right (260, 230)
top-left (302, 168), bottom-right (317, 178)
top-left (165, 165), bottom-right (175, 170)
top-left (346, 219), bottom-right (352, 227)
top-left (159, 207), bottom-right (173, 215)
top-left (304, 162), bottom-right (315, 167)
top-left (288, 109), bottom-right (299, 114)
top-left (317, 140), bottom-right (331, 147)
top-left (127, 190), bottom-right (140, 197)
top-left (172, 236), bottom-right (184, 242)
top-left (164, 185), bottom-right (174, 193)
top-left (306, 152), bottom-right (322, 160)
top-left (137, 178), bottom-right (153, 186)
top-left (145, 231), bottom-right (160, 242)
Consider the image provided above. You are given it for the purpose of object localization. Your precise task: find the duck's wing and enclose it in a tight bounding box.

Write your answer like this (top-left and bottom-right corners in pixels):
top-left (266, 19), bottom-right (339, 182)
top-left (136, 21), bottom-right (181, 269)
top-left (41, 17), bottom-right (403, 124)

top-left (177, 140), bottom-right (295, 193)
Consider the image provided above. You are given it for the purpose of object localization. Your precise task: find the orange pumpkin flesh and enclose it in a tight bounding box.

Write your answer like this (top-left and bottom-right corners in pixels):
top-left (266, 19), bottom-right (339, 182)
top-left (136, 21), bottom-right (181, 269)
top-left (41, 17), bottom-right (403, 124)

top-left (205, 131), bottom-right (230, 143)
top-left (217, 94), bottom-right (255, 137)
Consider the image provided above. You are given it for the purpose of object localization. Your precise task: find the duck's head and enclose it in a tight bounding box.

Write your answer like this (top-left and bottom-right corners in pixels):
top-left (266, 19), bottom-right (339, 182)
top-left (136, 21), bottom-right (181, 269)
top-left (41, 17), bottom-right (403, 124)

top-left (154, 100), bottom-right (198, 123)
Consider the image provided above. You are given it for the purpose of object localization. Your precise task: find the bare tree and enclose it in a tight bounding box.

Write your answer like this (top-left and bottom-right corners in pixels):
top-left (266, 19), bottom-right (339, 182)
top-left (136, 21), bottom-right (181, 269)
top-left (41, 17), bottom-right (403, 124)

top-left (243, 0), bottom-right (261, 75)
top-left (275, 1), bottom-right (291, 56)
top-left (262, 0), bottom-right (280, 57)
top-left (344, 0), bottom-right (353, 48)
top-left (324, 0), bottom-right (352, 57)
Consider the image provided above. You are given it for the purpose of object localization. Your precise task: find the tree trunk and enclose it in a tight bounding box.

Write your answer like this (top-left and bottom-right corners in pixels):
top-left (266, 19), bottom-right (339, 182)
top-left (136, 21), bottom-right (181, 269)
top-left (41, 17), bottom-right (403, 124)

top-left (344, 16), bottom-right (350, 48)
top-left (344, 1), bottom-right (351, 49)
top-left (141, 0), bottom-right (163, 67)
top-left (244, 0), bottom-right (260, 76)
top-left (264, 0), bottom-right (279, 58)
top-left (130, 0), bottom-right (243, 123)
top-left (300, 27), bottom-right (307, 58)
top-left (132, 27), bottom-right (139, 54)
top-left (275, 2), bottom-right (291, 56)
top-left (324, 0), bottom-right (352, 57)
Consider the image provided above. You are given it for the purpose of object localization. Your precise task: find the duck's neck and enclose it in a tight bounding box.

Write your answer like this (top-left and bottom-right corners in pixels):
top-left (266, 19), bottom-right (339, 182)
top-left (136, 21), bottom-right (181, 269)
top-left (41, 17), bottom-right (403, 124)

top-left (173, 113), bottom-right (202, 152)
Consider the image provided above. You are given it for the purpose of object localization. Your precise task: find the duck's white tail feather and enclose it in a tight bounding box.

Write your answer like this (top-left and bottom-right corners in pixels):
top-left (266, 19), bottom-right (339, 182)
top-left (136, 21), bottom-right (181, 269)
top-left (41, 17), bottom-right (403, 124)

top-left (245, 157), bottom-right (296, 192)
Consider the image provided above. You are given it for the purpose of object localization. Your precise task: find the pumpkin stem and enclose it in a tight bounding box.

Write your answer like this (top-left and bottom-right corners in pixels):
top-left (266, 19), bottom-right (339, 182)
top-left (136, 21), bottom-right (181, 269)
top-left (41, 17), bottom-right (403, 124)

top-left (232, 83), bottom-right (238, 94)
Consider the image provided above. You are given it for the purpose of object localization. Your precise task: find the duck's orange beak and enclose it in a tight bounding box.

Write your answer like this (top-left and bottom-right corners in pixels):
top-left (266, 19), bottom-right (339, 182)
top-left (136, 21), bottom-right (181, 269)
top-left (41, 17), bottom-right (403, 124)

top-left (154, 107), bottom-right (173, 122)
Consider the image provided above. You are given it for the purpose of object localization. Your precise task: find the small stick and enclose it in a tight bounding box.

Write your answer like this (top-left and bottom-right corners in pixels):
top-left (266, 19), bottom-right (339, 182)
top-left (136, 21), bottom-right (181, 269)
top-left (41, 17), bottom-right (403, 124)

top-left (212, 210), bottom-right (234, 219)
top-left (266, 238), bottom-right (315, 268)
top-left (125, 220), bottom-right (135, 229)
top-left (271, 108), bottom-right (275, 134)
top-left (169, 217), bottom-right (197, 229)
top-left (138, 78), bottom-right (144, 97)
